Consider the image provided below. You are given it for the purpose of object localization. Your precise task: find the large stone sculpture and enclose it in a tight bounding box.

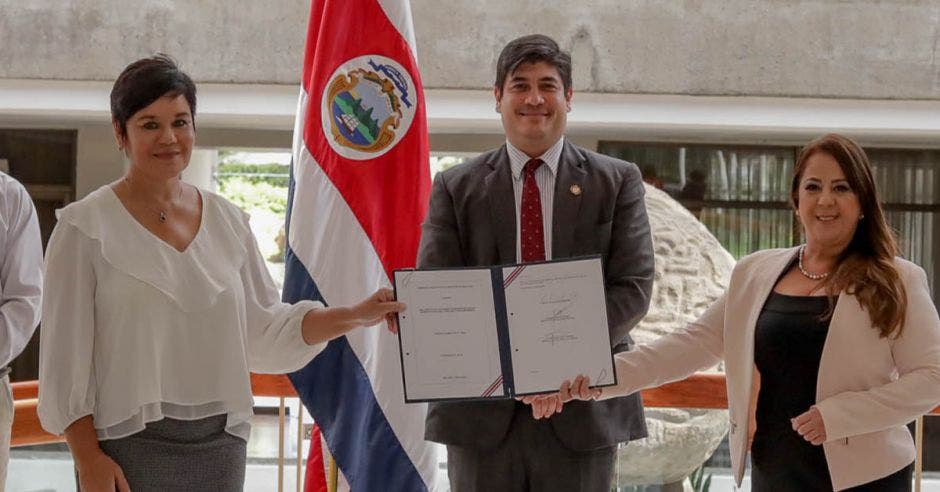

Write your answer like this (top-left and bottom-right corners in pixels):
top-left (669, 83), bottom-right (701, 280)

top-left (615, 184), bottom-right (735, 487)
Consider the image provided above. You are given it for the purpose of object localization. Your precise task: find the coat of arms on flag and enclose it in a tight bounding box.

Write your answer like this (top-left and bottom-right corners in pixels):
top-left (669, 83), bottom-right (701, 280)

top-left (323, 55), bottom-right (417, 159)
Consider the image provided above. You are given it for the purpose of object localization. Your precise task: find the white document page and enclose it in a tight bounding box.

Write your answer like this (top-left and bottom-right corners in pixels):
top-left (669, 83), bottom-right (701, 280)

top-left (395, 269), bottom-right (504, 401)
top-left (502, 258), bottom-right (615, 395)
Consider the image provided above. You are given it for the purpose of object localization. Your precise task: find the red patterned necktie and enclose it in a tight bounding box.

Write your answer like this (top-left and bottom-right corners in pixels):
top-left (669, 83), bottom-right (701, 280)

top-left (520, 158), bottom-right (545, 263)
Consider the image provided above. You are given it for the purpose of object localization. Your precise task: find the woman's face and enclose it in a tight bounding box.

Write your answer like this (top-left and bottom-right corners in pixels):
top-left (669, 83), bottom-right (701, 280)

top-left (114, 93), bottom-right (194, 180)
top-left (796, 151), bottom-right (863, 253)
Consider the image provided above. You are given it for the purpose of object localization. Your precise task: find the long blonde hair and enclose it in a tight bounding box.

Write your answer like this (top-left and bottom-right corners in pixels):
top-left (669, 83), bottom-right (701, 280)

top-left (791, 134), bottom-right (907, 338)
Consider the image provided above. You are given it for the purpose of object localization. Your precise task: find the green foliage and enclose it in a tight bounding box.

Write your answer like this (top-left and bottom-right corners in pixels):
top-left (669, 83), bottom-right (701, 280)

top-left (217, 176), bottom-right (287, 215)
top-left (217, 162), bottom-right (290, 187)
top-left (689, 464), bottom-right (712, 492)
top-left (214, 154), bottom-right (290, 264)
top-left (215, 152), bottom-right (290, 215)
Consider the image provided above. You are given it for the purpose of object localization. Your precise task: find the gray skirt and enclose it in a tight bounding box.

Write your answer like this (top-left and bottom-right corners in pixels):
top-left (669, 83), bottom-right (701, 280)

top-left (89, 415), bottom-right (246, 491)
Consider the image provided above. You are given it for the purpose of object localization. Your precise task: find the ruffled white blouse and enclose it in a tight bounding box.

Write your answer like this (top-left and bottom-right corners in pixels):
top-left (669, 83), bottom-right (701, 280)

top-left (37, 186), bottom-right (324, 441)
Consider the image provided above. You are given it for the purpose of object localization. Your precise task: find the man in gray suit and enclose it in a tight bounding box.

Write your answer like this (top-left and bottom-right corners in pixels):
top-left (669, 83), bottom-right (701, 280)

top-left (417, 34), bottom-right (655, 491)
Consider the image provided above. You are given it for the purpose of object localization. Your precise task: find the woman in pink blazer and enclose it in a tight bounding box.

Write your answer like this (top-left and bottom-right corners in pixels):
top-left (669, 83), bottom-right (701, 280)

top-left (537, 134), bottom-right (940, 491)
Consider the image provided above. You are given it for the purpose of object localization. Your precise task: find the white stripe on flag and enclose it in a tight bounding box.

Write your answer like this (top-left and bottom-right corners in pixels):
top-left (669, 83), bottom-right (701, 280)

top-left (288, 0), bottom-right (443, 488)
top-left (288, 130), bottom-right (445, 492)
top-left (377, 0), bottom-right (419, 62)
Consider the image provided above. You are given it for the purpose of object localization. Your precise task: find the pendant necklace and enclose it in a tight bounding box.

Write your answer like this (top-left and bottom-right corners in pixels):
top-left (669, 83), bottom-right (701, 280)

top-left (123, 178), bottom-right (183, 224)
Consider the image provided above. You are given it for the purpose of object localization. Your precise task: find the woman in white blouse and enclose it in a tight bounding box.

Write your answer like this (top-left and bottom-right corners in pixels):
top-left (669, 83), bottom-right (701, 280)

top-left (37, 55), bottom-right (404, 491)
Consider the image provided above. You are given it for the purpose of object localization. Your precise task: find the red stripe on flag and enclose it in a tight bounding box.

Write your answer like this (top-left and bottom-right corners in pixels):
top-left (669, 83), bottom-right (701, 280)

top-left (304, 424), bottom-right (328, 492)
top-left (301, 0), bottom-right (326, 93)
top-left (301, 0), bottom-right (430, 280)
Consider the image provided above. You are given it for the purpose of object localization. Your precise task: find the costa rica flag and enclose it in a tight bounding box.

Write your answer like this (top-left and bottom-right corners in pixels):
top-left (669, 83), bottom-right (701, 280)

top-left (282, 0), bottom-right (443, 490)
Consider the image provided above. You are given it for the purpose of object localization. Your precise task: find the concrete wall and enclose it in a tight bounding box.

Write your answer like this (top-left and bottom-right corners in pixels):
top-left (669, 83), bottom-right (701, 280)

top-left (1, 0), bottom-right (938, 99)
top-left (0, 0), bottom-right (308, 84)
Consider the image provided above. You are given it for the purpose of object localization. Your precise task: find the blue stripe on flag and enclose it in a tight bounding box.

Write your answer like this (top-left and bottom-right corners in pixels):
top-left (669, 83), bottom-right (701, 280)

top-left (283, 168), bottom-right (429, 492)
top-left (284, 249), bottom-right (428, 492)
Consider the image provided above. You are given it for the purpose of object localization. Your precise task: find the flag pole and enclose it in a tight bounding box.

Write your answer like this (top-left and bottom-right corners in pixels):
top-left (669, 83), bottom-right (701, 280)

top-left (278, 397), bottom-right (286, 492)
top-left (296, 408), bottom-right (304, 492)
top-left (915, 415), bottom-right (924, 492)
top-left (328, 452), bottom-right (338, 492)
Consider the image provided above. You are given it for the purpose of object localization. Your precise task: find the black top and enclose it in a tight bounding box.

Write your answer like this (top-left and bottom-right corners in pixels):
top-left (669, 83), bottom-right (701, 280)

top-left (750, 291), bottom-right (912, 492)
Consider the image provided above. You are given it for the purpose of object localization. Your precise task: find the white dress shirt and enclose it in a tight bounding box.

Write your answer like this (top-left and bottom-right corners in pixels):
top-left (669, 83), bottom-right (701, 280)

top-left (506, 137), bottom-right (563, 263)
top-left (0, 173), bottom-right (42, 369)
top-left (38, 186), bottom-right (324, 441)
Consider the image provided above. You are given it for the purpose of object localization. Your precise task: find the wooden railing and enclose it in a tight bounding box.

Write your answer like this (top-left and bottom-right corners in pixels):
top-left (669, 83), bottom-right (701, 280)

top-left (11, 374), bottom-right (940, 491)
top-left (14, 373), bottom-right (940, 445)
top-left (10, 374), bottom-right (301, 446)
top-left (11, 374), bottom-right (940, 446)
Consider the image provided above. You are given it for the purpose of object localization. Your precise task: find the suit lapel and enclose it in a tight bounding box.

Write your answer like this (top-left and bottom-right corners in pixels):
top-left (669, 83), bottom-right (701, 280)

top-left (484, 146), bottom-right (517, 264)
top-left (552, 142), bottom-right (586, 259)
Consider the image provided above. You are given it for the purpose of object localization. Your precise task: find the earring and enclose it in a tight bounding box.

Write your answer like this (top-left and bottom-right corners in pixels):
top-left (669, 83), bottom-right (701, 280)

top-left (859, 214), bottom-right (865, 220)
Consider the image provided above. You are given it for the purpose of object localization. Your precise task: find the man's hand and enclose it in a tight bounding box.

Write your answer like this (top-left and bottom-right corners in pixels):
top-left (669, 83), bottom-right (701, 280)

top-left (791, 406), bottom-right (827, 445)
top-left (517, 375), bottom-right (601, 420)
top-left (517, 393), bottom-right (564, 420)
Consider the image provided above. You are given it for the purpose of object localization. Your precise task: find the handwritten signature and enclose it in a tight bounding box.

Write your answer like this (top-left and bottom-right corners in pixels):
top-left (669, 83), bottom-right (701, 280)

top-left (540, 331), bottom-right (578, 346)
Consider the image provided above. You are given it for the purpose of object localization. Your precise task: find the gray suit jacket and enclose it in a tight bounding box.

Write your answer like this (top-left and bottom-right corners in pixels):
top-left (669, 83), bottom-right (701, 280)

top-left (417, 141), bottom-right (655, 451)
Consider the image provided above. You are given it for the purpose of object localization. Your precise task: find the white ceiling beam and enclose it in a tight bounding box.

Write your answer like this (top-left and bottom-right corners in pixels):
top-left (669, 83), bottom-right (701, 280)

top-left (1, 79), bottom-right (938, 148)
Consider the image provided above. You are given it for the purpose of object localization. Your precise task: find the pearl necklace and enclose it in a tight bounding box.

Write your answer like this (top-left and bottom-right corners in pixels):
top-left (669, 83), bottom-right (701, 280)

top-left (798, 245), bottom-right (829, 280)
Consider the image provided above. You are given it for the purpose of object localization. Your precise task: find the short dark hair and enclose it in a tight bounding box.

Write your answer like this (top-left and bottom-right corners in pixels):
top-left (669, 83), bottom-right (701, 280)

top-left (110, 54), bottom-right (197, 136)
top-left (495, 34), bottom-right (572, 93)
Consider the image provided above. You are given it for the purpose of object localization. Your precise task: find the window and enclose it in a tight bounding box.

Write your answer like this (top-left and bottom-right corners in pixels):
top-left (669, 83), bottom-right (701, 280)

top-left (598, 141), bottom-right (940, 304)
top-left (867, 148), bottom-right (938, 291)
top-left (214, 150), bottom-right (291, 288)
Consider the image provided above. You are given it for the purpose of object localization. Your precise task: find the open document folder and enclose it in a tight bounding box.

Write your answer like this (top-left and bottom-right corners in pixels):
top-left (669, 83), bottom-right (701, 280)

top-left (394, 256), bottom-right (616, 403)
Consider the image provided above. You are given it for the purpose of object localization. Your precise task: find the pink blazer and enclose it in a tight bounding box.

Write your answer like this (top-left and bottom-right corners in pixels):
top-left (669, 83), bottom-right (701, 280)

top-left (604, 247), bottom-right (940, 490)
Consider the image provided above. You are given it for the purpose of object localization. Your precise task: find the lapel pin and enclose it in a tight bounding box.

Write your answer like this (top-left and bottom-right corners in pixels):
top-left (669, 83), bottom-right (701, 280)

top-left (569, 184), bottom-right (582, 196)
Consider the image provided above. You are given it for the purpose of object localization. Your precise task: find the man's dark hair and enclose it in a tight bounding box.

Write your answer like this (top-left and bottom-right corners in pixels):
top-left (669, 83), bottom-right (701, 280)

top-left (110, 54), bottom-right (197, 135)
top-left (495, 34), bottom-right (572, 93)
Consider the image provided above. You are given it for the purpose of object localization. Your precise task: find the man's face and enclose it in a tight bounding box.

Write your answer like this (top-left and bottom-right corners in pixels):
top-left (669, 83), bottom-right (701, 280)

top-left (495, 61), bottom-right (572, 157)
